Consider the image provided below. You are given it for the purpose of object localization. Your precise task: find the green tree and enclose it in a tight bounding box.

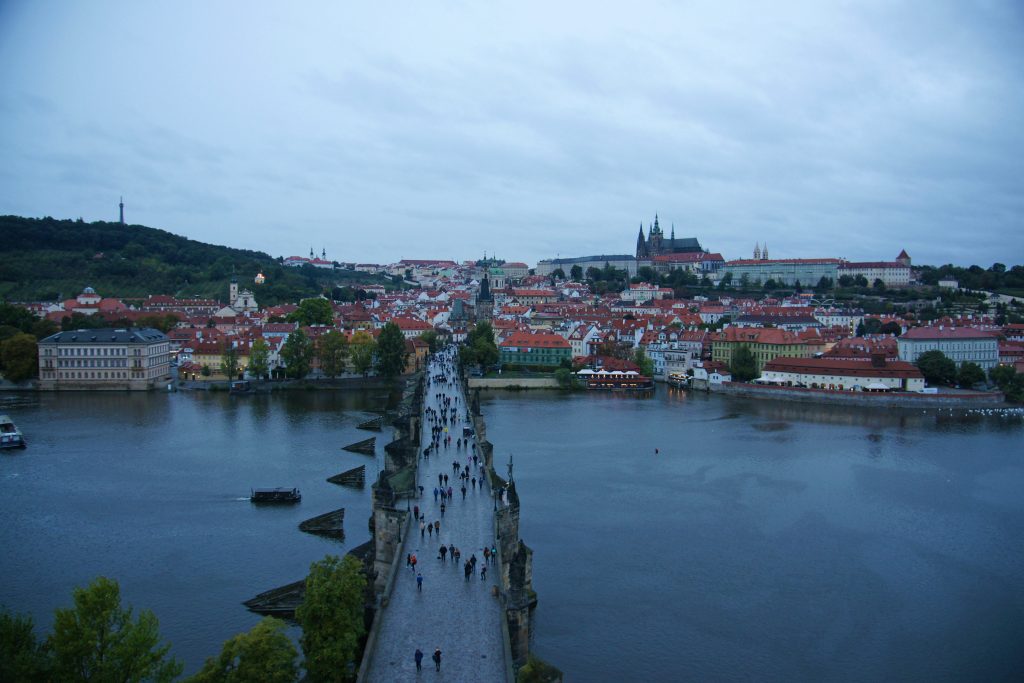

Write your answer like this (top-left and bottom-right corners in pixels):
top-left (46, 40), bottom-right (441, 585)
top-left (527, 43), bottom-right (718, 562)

top-left (317, 330), bottom-right (350, 378)
top-left (247, 339), bottom-right (270, 380)
top-left (1, 608), bottom-right (50, 682)
top-left (375, 322), bottom-right (408, 379)
top-left (816, 276), bottom-right (833, 291)
top-left (878, 321), bottom-right (902, 336)
top-left (31, 318), bottom-right (59, 340)
top-left (730, 345), bottom-right (758, 382)
top-left (201, 365), bottom-right (211, 377)
top-left (464, 321), bottom-right (499, 369)
top-left (569, 264), bottom-right (583, 281)
top-left (550, 268), bottom-right (565, 280)
top-left (47, 576), bottom-right (182, 683)
top-left (187, 617), bottom-right (298, 683)
top-left (221, 342), bottom-right (240, 380)
top-left (349, 331), bottom-right (376, 377)
top-left (957, 362), bottom-right (986, 389)
top-left (989, 364), bottom-right (1016, 389)
top-left (915, 350), bottom-right (956, 386)
top-left (280, 330), bottom-right (314, 379)
top-left (288, 298), bottom-right (334, 326)
top-left (632, 347), bottom-right (655, 377)
top-left (295, 555), bottom-right (366, 683)
top-left (0, 333), bottom-right (38, 383)
top-left (419, 329), bottom-right (440, 354)
top-left (554, 367), bottom-right (573, 388)
top-left (0, 303), bottom-right (37, 331)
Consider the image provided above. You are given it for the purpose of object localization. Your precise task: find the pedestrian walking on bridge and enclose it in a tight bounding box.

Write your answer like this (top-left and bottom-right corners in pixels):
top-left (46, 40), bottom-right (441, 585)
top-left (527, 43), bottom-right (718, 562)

top-left (433, 648), bottom-right (442, 671)
top-left (415, 648), bottom-right (423, 671)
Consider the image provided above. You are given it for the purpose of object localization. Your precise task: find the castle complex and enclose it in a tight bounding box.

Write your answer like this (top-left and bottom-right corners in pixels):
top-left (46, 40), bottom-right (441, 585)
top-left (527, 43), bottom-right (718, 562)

top-left (635, 214), bottom-right (704, 259)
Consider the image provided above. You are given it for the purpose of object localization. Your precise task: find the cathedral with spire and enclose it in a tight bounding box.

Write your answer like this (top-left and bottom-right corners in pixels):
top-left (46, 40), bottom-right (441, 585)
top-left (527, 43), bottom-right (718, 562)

top-left (635, 214), bottom-right (704, 259)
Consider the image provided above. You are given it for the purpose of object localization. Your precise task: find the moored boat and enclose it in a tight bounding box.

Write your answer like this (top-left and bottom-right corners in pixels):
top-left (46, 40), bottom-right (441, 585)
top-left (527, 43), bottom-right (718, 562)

top-left (0, 414), bottom-right (26, 450)
top-left (576, 369), bottom-right (654, 391)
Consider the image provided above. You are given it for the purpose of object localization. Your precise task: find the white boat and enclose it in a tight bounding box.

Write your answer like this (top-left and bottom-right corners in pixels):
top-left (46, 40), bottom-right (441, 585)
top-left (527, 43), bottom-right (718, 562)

top-left (0, 414), bottom-right (26, 450)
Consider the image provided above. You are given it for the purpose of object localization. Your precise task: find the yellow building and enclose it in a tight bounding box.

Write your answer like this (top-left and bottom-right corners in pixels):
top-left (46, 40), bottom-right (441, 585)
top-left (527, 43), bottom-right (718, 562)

top-left (712, 327), bottom-right (810, 374)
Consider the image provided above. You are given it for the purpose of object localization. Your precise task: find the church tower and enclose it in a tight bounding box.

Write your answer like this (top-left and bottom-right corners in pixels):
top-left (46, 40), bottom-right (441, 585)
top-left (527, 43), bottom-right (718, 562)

top-left (229, 274), bottom-right (239, 307)
top-left (476, 273), bottom-right (493, 323)
top-left (636, 224), bottom-right (648, 259)
top-left (648, 214), bottom-right (663, 255)
top-left (754, 243), bottom-right (761, 260)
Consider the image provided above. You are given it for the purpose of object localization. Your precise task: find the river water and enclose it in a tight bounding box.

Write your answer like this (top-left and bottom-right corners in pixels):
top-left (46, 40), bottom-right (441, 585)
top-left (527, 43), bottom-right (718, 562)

top-left (2, 387), bottom-right (1022, 681)
top-left (482, 389), bottom-right (1024, 682)
top-left (0, 389), bottom-right (392, 675)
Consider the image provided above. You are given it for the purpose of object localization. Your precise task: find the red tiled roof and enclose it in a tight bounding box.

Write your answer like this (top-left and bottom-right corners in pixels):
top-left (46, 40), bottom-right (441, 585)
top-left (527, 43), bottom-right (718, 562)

top-left (499, 331), bottom-right (570, 349)
top-left (726, 258), bottom-right (842, 266)
top-left (765, 357), bottom-right (923, 379)
top-left (901, 327), bottom-right (997, 340)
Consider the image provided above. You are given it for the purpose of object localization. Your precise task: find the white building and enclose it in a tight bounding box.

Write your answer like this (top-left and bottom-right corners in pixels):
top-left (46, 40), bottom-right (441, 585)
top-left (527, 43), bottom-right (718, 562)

top-left (897, 327), bottom-right (999, 370)
top-left (761, 356), bottom-right (925, 391)
top-left (838, 261), bottom-right (911, 287)
top-left (38, 328), bottom-right (172, 390)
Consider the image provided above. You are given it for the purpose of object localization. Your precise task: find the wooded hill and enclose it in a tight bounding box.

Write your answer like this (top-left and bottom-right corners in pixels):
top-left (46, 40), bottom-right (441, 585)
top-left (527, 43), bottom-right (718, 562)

top-left (0, 215), bottom-right (399, 304)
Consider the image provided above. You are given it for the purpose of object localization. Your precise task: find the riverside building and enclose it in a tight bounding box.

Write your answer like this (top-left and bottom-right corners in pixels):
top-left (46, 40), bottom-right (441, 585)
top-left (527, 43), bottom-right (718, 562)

top-left (38, 328), bottom-right (172, 390)
top-left (897, 327), bottom-right (999, 370)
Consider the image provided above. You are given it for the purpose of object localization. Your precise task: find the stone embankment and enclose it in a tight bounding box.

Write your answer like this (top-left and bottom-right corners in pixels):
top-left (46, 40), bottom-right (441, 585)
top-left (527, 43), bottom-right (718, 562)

top-left (710, 381), bottom-right (1006, 407)
top-left (468, 377), bottom-right (559, 389)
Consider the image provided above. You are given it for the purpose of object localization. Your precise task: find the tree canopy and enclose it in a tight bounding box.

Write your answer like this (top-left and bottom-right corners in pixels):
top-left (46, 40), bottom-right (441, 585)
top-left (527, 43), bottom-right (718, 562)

top-left (375, 322), bottom-right (408, 379)
top-left (47, 576), bottom-right (182, 683)
top-left (730, 345), bottom-right (758, 382)
top-left (461, 321), bottom-right (498, 368)
top-left (0, 332), bottom-right (39, 383)
top-left (349, 330), bottom-right (376, 376)
top-left (0, 215), bottom-right (403, 303)
top-left (317, 331), bottom-right (350, 378)
top-left (915, 350), bottom-right (957, 386)
top-left (187, 617), bottom-right (298, 683)
top-left (289, 298), bottom-right (334, 327)
top-left (280, 330), bottom-right (314, 379)
top-left (295, 555), bottom-right (367, 683)
top-left (247, 338), bottom-right (270, 379)
top-left (632, 347), bottom-right (655, 377)
top-left (956, 362), bottom-right (985, 389)
top-left (0, 608), bottom-right (50, 682)
top-left (221, 343), bottom-right (240, 380)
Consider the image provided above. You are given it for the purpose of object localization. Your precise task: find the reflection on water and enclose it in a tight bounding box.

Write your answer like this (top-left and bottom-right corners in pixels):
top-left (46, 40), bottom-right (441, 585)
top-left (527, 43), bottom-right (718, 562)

top-left (0, 388), bottom-right (396, 676)
top-left (480, 386), bottom-right (1024, 683)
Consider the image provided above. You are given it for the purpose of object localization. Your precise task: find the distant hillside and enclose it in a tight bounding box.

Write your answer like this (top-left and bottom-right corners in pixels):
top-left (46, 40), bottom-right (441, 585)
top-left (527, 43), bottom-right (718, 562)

top-left (0, 215), bottom-right (398, 304)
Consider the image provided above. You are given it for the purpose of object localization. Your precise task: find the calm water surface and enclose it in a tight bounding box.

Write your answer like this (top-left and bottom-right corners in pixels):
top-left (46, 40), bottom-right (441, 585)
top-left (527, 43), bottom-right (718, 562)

top-left (482, 389), bottom-right (1024, 682)
top-left (0, 389), bottom-right (392, 675)
top-left (2, 387), bottom-right (1022, 681)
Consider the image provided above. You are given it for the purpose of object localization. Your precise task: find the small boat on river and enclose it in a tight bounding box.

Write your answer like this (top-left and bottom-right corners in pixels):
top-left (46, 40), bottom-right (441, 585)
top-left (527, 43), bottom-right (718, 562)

top-left (0, 415), bottom-right (26, 450)
top-left (250, 487), bottom-right (301, 503)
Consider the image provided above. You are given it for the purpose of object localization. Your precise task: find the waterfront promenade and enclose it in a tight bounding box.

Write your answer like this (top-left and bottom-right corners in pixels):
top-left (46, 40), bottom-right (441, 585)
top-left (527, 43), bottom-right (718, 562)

top-left (362, 353), bottom-right (505, 681)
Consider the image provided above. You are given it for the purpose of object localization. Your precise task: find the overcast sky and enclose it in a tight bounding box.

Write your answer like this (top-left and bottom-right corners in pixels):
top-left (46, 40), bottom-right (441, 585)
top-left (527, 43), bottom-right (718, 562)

top-left (1, 1), bottom-right (1021, 268)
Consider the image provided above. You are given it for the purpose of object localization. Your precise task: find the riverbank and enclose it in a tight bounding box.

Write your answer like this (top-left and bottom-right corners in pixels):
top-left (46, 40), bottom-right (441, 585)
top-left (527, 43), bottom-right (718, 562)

top-left (468, 377), bottom-right (559, 390)
top-left (709, 381), bottom-right (1006, 407)
top-left (178, 376), bottom-right (402, 392)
